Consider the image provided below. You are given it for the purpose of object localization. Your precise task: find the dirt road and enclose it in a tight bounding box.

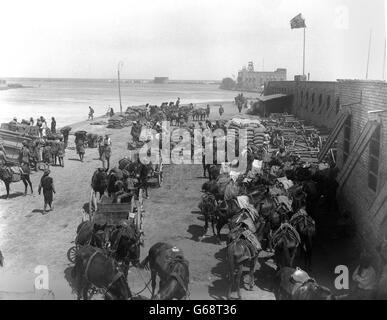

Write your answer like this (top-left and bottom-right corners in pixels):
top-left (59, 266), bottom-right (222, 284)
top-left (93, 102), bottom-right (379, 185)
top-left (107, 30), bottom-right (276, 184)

top-left (0, 101), bottom-right (276, 299)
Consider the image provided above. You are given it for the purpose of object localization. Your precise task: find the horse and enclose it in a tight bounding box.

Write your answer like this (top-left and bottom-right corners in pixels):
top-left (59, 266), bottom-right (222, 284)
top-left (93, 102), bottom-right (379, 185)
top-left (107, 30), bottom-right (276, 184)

top-left (107, 167), bottom-right (129, 196)
top-left (226, 229), bottom-right (260, 299)
top-left (214, 199), bottom-right (242, 243)
top-left (271, 223), bottom-right (300, 269)
top-left (198, 192), bottom-right (217, 239)
top-left (275, 267), bottom-right (336, 300)
top-left (0, 164), bottom-right (33, 199)
top-left (140, 242), bottom-right (189, 300)
top-left (91, 168), bottom-right (108, 199)
top-left (290, 209), bottom-right (316, 271)
top-left (73, 245), bottom-right (131, 300)
top-left (109, 222), bottom-right (142, 277)
top-left (75, 221), bottom-right (108, 249)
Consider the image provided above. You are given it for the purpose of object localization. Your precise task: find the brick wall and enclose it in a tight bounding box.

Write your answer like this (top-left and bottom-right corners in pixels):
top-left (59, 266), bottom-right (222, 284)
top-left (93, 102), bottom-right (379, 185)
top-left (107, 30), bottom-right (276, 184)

top-left (265, 79), bottom-right (387, 248)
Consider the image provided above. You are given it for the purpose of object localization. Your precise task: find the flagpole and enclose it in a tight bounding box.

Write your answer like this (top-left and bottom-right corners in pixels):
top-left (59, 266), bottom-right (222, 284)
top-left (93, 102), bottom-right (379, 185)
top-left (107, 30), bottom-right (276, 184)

top-left (366, 29), bottom-right (372, 79)
top-left (383, 37), bottom-right (386, 80)
top-left (303, 27), bottom-right (306, 76)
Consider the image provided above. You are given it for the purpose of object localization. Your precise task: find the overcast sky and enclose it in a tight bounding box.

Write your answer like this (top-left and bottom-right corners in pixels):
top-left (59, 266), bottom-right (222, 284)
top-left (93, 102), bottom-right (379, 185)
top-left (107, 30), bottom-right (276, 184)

top-left (0, 0), bottom-right (385, 81)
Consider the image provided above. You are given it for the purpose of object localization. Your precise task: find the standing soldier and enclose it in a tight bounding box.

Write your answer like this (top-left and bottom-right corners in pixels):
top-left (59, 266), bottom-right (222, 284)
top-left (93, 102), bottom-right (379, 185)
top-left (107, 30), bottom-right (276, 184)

top-left (19, 140), bottom-right (31, 173)
top-left (38, 170), bottom-right (56, 213)
top-left (97, 136), bottom-right (104, 160)
top-left (206, 104), bottom-right (210, 119)
top-left (218, 105), bottom-right (224, 117)
top-left (88, 106), bottom-right (95, 121)
top-left (101, 134), bottom-right (112, 170)
top-left (58, 136), bottom-right (65, 167)
top-left (176, 97), bottom-right (180, 107)
top-left (51, 117), bottom-right (57, 134)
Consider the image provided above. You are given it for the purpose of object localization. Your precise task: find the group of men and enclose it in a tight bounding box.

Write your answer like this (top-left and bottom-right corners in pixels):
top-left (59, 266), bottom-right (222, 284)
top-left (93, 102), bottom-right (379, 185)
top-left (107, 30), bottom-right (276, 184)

top-left (10, 116), bottom-right (57, 138)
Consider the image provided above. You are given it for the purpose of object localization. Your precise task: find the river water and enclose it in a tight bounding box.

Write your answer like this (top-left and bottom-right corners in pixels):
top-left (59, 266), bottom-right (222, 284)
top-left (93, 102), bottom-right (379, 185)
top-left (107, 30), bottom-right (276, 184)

top-left (0, 79), bottom-right (254, 126)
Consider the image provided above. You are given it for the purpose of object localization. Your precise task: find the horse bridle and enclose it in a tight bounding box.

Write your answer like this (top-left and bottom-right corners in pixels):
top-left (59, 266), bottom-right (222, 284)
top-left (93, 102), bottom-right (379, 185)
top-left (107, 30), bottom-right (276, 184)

top-left (84, 250), bottom-right (126, 299)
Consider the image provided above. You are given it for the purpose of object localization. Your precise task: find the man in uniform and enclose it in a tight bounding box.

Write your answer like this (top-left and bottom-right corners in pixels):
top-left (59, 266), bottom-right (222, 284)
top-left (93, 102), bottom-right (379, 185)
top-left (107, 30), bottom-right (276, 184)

top-left (58, 136), bottom-right (65, 167)
top-left (101, 134), bottom-right (112, 170)
top-left (219, 105), bottom-right (224, 117)
top-left (19, 140), bottom-right (31, 173)
top-left (38, 169), bottom-right (56, 213)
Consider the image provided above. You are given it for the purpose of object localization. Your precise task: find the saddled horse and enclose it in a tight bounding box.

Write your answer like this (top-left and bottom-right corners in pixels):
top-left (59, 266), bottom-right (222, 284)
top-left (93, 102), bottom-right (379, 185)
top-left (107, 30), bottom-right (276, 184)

top-left (214, 199), bottom-right (242, 243)
top-left (73, 245), bottom-right (132, 300)
top-left (271, 223), bottom-right (300, 269)
top-left (290, 209), bottom-right (316, 271)
top-left (140, 242), bottom-right (189, 300)
top-left (226, 213), bottom-right (266, 299)
top-left (275, 267), bottom-right (336, 300)
top-left (109, 222), bottom-right (142, 277)
top-left (0, 164), bottom-right (33, 199)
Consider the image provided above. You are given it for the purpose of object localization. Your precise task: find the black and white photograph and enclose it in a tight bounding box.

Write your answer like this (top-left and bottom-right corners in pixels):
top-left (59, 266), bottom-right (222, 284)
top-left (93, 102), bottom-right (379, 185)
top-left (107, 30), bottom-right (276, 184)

top-left (0, 0), bottom-right (387, 303)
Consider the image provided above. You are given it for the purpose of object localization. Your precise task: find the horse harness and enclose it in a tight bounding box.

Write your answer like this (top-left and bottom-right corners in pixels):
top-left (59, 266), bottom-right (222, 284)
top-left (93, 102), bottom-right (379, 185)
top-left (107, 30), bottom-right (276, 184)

top-left (84, 250), bottom-right (125, 298)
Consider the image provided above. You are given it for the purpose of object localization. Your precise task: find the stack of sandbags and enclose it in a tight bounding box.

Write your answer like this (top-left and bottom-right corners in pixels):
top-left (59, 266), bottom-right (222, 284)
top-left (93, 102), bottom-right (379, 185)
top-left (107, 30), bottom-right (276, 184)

top-left (252, 128), bottom-right (265, 148)
top-left (46, 133), bottom-right (63, 141)
top-left (107, 115), bottom-right (125, 129)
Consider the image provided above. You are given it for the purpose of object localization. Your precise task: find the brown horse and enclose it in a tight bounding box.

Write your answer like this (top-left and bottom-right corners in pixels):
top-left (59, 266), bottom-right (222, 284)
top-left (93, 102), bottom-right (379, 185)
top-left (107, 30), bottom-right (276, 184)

top-left (0, 165), bottom-right (33, 199)
top-left (198, 192), bottom-right (217, 239)
top-left (140, 242), bottom-right (189, 300)
top-left (271, 223), bottom-right (300, 269)
top-left (91, 168), bottom-right (108, 198)
top-left (73, 245), bottom-right (131, 300)
top-left (109, 222), bottom-right (142, 277)
top-left (290, 209), bottom-right (316, 271)
top-left (226, 227), bottom-right (260, 299)
top-left (275, 267), bottom-right (336, 300)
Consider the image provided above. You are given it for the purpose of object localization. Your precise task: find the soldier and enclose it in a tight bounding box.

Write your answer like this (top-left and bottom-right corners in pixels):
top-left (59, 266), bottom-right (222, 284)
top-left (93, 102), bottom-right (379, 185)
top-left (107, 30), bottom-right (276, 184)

top-left (38, 170), bottom-right (56, 213)
top-left (218, 105), bottom-right (224, 117)
top-left (19, 140), bottom-right (31, 171)
top-left (101, 134), bottom-right (111, 170)
top-left (51, 117), bottom-right (56, 134)
top-left (58, 137), bottom-right (65, 167)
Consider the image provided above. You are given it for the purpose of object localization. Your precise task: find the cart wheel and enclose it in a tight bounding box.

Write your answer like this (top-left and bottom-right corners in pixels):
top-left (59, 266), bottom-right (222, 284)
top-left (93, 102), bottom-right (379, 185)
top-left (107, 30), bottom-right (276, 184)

top-left (67, 245), bottom-right (79, 263)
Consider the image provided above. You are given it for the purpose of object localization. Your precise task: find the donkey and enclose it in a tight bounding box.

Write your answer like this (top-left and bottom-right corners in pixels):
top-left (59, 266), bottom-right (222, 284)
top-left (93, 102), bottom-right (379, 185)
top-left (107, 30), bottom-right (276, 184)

top-left (0, 165), bottom-right (33, 199)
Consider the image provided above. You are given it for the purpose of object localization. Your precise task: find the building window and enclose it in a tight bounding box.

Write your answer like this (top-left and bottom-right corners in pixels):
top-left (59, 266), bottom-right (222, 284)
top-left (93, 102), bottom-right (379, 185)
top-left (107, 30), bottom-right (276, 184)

top-left (336, 97), bottom-right (340, 114)
top-left (368, 125), bottom-right (381, 192)
top-left (343, 115), bottom-right (352, 164)
top-left (326, 95), bottom-right (331, 111)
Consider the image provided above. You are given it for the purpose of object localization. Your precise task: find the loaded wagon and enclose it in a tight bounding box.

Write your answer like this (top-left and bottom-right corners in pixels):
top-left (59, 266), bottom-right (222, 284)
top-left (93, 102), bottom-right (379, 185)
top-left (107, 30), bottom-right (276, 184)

top-left (67, 193), bottom-right (144, 263)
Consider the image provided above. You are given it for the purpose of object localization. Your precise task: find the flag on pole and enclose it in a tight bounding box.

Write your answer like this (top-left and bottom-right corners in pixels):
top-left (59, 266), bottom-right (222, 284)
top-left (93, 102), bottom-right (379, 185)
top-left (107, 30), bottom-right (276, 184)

top-left (290, 13), bottom-right (306, 29)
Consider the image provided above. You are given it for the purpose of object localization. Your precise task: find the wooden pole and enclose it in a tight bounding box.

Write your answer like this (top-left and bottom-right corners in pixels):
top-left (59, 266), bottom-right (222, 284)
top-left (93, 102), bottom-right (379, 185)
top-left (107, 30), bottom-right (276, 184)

top-left (383, 37), bottom-right (386, 80)
top-left (117, 61), bottom-right (123, 114)
top-left (366, 29), bottom-right (372, 79)
top-left (303, 27), bottom-right (306, 76)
